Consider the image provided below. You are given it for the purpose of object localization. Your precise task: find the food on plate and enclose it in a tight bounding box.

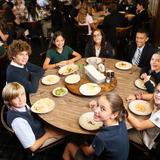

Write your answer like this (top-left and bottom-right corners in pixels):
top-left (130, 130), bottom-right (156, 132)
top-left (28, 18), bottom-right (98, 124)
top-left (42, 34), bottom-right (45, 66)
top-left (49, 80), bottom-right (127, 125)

top-left (55, 88), bottom-right (66, 95)
top-left (118, 62), bottom-right (127, 67)
top-left (79, 112), bottom-right (103, 130)
top-left (88, 120), bottom-right (96, 125)
top-left (65, 66), bottom-right (74, 74)
top-left (34, 105), bottom-right (46, 113)
top-left (115, 61), bottom-right (132, 70)
top-left (58, 64), bottom-right (78, 75)
top-left (31, 98), bottom-right (55, 113)
top-left (135, 103), bottom-right (146, 112)
top-left (53, 87), bottom-right (68, 97)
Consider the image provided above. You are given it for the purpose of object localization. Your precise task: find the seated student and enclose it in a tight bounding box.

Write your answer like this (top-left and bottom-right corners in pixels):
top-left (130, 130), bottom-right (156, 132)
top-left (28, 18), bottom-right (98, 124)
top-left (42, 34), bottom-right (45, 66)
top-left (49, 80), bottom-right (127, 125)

top-left (2, 82), bottom-right (64, 152)
top-left (118, 0), bottom-right (136, 14)
top-left (125, 28), bottom-right (155, 70)
top-left (63, 92), bottom-right (129, 160)
top-left (0, 18), bottom-right (14, 45)
top-left (75, 6), bottom-right (96, 36)
top-left (6, 40), bottom-right (44, 94)
top-left (43, 31), bottom-right (81, 70)
top-left (127, 83), bottom-right (160, 150)
top-left (101, 3), bottom-right (128, 48)
top-left (127, 52), bottom-right (160, 102)
top-left (84, 28), bottom-right (113, 58)
top-left (127, 0), bottom-right (149, 37)
top-left (140, 52), bottom-right (160, 93)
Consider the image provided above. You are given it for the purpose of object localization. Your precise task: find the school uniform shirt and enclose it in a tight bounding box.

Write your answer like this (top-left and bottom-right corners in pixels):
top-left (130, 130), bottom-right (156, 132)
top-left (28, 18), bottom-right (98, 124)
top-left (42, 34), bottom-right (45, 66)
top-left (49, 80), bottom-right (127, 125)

top-left (91, 121), bottom-right (129, 160)
top-left (46, 45), bottom-right (73, 63)
top-left (143, 109), bottom-right (160, 149)
top-left (6, 61), bottom-right (44, 93)
top-left (144, 71), bottom-right (160, 93)
top-left (7, 105), bottom-right (45, 149)
top-left (84, 41), bottom-right (113, 58)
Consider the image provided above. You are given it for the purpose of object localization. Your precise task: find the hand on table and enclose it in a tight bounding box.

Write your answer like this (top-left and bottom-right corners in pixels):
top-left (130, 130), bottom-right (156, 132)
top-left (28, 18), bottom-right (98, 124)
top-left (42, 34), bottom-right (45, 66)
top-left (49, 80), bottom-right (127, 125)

top-left (126, 94), bottom-right (136, 102)
top-left (57, 60), bottom-right (67, 67)
top-left (140, 73), bottom-right (150, 82)
top-left (126, 91), bottom-right (143, 102)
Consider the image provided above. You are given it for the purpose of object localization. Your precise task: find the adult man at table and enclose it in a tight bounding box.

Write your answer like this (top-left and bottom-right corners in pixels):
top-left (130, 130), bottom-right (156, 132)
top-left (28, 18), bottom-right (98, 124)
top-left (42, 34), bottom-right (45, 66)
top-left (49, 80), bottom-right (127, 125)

top-left (125, 28), bottom-right (155, 69)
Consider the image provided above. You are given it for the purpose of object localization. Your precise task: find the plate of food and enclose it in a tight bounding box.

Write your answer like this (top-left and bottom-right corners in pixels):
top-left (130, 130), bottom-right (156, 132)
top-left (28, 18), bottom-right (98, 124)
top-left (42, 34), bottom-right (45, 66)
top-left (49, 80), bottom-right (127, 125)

top-left (129, 100), bottom-right (153, 116)
top-left (65, 74), bottom-right (80, 84)
top-left (52, 87), bottom-right (68, 97)
top-left (79, 112), bottom-right (103, 131)
top-left (58, 64), bottom-right (78, 75)
top-left (135, 78), bottom-right (155, 90)
top-left (115, 61), bottom-right (132, 70)
top-left (86, 57), bottom-right (102, 65)
top-left (79, 83), bottom-right (101, 96)
top-left (31, 98), bottom-right (55, 114)
top-left (41, 75), bottom-right (60, 85)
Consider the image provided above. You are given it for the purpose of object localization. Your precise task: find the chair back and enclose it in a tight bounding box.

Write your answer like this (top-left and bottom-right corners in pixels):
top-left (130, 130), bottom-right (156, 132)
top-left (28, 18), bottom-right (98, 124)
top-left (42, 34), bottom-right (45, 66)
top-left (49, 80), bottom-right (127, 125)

top-left (75, 24), bottom-right (90, 55)
top-left (0, 105), bottom-right (14, 133)
top-left (116, 25), bottom-right (133, 39)
top-left (76, 25), bottom-right (88, 36)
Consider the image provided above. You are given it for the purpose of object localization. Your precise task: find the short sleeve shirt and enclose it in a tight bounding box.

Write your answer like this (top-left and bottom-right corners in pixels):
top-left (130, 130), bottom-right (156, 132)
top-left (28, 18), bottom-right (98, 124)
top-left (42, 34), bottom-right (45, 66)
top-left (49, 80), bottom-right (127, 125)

top-left (78, 14), bottom-right (94, 35)
top-left (143, 109), bottom-right (160, 149)
top-left (46, 45), bottom-right (73, 63)
top-left (11, 105), bottom-right (36, 149)
top-left (91, 121), bottom-right (129, 160)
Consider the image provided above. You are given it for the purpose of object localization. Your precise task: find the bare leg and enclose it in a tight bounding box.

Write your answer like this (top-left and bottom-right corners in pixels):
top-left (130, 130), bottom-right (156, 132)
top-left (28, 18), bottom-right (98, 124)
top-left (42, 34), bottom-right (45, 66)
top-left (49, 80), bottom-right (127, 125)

top-left (63, 143), bottom-right (79, 160)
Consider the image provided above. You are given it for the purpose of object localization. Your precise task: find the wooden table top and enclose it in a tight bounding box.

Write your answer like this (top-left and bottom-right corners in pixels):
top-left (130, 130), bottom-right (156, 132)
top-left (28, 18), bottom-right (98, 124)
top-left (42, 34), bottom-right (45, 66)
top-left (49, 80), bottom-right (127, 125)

top-left (30, 58), bottom-right (141, 134)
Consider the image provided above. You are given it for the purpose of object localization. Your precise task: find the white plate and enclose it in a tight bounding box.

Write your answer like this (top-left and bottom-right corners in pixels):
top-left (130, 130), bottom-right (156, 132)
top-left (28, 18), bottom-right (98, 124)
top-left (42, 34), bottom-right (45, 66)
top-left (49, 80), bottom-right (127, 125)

top-left (52, 87), bottom-right (68, 97)
top-left (129, 100), bottom-right (153, 116)
top-left (119, 11), bottom-right (126, 14)
top-left (115, 61), bottom-right (132, 70)
top-left (79, 112), bottom-right (103, 131)
top-left (58, 64), bottom-right (78, 75)
top-left (135, 78), bottom-right (155, 90)
top-left (65, 74), bottom-right (80, 84)
top-left (31, 98), bottom-right (55, 114)
top-left (41, 75), bottom-right (60, 85)
top-left (86, 57), bottom-right (102, 64)
top-left (79, 83), bottom-right (101, 96)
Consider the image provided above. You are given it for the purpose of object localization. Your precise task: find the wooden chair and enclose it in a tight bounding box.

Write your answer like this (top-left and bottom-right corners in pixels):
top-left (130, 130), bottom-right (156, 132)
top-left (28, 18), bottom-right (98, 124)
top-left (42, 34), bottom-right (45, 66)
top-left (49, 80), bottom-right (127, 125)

top-left (116, 25), bottom-right (133, 41)
top-left (0, 105), bottom-right (14, 133)
top-left (0, 105), bottom-right (67, 156)
top-left (129, 137), bottom-right (160, 160)
top-left (75, 24), bottom-right (90, 56)
top-left (25, 21), bottom-right (45, 51)
top-left (115, 25), bottom-right (133, 59)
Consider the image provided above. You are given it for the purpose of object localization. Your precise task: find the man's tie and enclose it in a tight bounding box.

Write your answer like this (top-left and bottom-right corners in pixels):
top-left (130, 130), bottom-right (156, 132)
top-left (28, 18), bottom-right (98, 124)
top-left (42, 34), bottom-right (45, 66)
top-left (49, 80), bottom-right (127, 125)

top-left (135, 49), bottom-right (141, 65)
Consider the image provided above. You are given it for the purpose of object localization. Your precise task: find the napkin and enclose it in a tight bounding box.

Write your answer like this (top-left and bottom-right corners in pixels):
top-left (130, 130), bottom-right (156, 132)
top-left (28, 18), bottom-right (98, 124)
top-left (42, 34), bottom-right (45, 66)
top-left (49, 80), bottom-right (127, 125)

top-left (85, 65), bottom-right (106, 83)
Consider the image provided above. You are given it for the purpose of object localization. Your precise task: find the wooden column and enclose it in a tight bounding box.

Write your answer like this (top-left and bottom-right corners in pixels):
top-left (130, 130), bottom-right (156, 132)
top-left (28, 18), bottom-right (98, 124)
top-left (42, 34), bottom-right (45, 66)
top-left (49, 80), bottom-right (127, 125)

top-left (153, 1), bottom-right (160, 46)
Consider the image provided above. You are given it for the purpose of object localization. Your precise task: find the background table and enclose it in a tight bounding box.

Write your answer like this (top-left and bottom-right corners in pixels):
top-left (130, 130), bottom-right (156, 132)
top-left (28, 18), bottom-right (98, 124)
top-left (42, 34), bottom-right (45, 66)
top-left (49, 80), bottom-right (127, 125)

top-left (30, 58), bottom-right (141, 134)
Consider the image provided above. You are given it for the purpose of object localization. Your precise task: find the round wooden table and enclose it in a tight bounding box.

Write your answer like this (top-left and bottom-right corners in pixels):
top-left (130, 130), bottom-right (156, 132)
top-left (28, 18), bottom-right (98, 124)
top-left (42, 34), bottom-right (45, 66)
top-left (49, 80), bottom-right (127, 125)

top-left (30, 58), bottom-right (141, 134)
